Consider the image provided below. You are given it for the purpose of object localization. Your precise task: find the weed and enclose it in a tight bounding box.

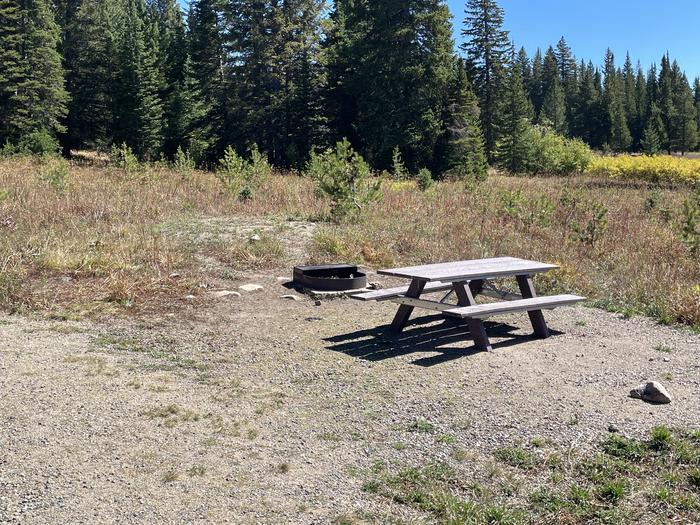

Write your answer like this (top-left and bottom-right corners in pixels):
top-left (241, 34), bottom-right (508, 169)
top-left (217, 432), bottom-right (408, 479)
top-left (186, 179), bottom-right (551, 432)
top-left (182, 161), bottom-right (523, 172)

top-left (162, 470), bottom-right (179, 483)
top-left (173, 147), bottom-right (195, 181)
top-left (571, 201), bottom-right (608, 246)
top-left (654, 344), bottom-right (673, 353)
top-left (689, 469), bottom-right (700, 488)
top-left (187, 465), bottom-right (206, 477)
top-left (275, 462), bottom-right (291, 474)
top-left (649, 426), bottom-right (673, 451)
top-left (37, 156), bottom-right (70, 191)
top-left (409, 419), bottom-right (436, 434)
top-left (493, 447), bottom-right (537, 470)
top-left (597, 479), bottom-right (629, 503)
top-left (392, 442), bottom-right (407, 451)
top-left (602, 434), bottom-right (647, 461)
top-left (437, 434), bottom-right (456, 445)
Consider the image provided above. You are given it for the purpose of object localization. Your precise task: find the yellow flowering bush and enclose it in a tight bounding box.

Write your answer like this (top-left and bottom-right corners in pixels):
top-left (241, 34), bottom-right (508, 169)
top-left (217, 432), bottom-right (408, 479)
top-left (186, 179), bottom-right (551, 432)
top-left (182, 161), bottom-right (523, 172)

top-left (587, 155), bottom-right (700, 184)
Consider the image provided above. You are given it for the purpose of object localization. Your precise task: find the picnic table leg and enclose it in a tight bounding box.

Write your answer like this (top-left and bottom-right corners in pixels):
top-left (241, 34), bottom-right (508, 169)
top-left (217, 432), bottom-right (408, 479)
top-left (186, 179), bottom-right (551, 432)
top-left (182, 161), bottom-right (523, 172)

top-left (516, 274), bottom-right (550, 338)
top-left (453, 280), bottom-right (492, 352)
top-left (389, 278), bottom-right (426, 332)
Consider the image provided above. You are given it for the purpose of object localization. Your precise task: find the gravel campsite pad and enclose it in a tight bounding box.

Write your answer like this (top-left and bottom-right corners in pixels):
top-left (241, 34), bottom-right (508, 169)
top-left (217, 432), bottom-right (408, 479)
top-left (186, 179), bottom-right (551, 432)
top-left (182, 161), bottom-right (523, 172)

top-left (1, 272), bottom-right (699, 524)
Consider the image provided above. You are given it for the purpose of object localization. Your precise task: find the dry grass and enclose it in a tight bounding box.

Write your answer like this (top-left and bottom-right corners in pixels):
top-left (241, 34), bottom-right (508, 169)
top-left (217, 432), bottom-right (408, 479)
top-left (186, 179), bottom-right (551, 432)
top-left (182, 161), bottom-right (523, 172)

top-left (0, 155), bottom-right (319, 316)
top-left (1, 155), bottom-right (698, 326)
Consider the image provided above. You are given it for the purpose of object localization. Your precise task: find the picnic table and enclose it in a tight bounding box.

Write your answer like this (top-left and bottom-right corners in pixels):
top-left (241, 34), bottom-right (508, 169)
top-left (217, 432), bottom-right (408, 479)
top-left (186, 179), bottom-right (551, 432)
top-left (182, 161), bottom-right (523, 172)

top-left (353, 257), bottom-right (584, 352)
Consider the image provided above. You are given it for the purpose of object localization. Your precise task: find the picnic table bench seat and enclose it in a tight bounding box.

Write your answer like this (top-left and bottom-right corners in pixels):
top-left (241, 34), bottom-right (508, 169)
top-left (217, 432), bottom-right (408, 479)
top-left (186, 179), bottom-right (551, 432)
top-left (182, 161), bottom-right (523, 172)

top-left (444, 294), bottom-right (585, 320)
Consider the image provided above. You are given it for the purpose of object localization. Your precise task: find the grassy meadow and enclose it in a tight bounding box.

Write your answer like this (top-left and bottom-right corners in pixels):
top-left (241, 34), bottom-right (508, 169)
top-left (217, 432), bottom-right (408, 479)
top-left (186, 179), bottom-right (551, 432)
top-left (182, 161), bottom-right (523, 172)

top-left (0, 153), bottom-right (698, 327)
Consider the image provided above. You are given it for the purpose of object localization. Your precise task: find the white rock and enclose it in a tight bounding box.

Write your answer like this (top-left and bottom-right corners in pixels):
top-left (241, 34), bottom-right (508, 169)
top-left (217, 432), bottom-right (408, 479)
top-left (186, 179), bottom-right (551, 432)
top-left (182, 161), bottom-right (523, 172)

top-left (630, 381), bottom-right (672, 404)
top-left (281, 294), bottom-right (300, 301)
top-left (239, 284), bottom-right (264, 293)
top-left (211, 290), bottom-right (241, 299)
top-left (249, 234), bottom-right (261, 242)
top-left (185, 295), bottom-right (196, 301)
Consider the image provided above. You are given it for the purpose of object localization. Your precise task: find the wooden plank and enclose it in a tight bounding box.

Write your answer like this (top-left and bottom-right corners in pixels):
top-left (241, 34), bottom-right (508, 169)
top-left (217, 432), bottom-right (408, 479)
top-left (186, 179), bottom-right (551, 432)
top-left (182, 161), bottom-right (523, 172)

top-left (444, 295), bottom-right (585, 319)
top-left (352, 281), bottom-right (453, 302)
top-left (390, 297), bottom-right (457, 312)
top-left (390, 279), bottom-right (426, 332)
top-left (517, 274), bottom-right (549, 338)
top-left (378, 257), bottom-right (558, 282)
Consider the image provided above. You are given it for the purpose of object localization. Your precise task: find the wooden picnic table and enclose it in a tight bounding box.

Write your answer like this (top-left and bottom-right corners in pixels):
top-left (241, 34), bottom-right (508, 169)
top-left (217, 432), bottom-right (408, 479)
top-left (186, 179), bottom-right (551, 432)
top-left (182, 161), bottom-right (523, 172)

top-left (354, 257), bottom-right (584, 352)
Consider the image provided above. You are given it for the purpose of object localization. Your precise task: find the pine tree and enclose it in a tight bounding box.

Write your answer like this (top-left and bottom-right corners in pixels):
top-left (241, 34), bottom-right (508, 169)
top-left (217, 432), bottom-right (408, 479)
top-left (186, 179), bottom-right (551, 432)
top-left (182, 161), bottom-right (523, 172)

top-left (435, 58), bottom-right (487, 179)
top-left (641, 102), bottom-right (666, 155)
top-left (152, 0), bottom-right (190, 157)
top-left (64, 0), bottom-right (120, 150)
top-left (328, 0), bottom-right (458, 172)
top-left (461, 0), bottom-right (511, 160)
top-left (694, 77), bottom-right (700, 147)
top-left (555, 36), bottom-right (577, 126)
top-left (672, 73), bottom-right (699, 154)
top-left (539, 47), bottom-right (567, 134)
top-left (0, 0), bottom-right (69, 147)
top-left (496, 56), bottom-right (533, 173)
top-left (633, 62), bottom-right (648, 151)
top-left (515, 47), bottom-right (532, 101)
top-left (571, 62), bottom-right (606, 148)
top-left (188, 0), bottom-right (225, 158)
top-left (136, 16), bottom-right (165, 159)
top-left (657, 54), bottom-right (676, 153)
top-left (622, 53), bottom-right (640, 148)
top-left (530, 48), bottom-right (544, 115)
top-left (603, 49), bottom-right (631, 151)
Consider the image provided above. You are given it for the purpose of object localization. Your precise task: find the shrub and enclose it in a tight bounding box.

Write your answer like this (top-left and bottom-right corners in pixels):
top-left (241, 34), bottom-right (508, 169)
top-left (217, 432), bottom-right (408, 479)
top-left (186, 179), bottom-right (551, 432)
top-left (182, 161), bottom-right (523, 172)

top-left (587, 155), bottom-right (700, 184)
top-left (524, 125), bottom-right (593, 175)
top-left (37, 156), bottom-right (70, 191)
top-left (307, 139), bottom-right (382, 222)
top-left (391, 146), bottom-right (409, 180)
top-left (173, 147), bottom-right (195, 181)
top-left (18, 130), bottom-right (60, 156)
top-left (110, 143), bottom-right (142, 176)
top-left (217, 145), bottom-right (271, 200)
top-left (416, 168), bottom-right (433, 191)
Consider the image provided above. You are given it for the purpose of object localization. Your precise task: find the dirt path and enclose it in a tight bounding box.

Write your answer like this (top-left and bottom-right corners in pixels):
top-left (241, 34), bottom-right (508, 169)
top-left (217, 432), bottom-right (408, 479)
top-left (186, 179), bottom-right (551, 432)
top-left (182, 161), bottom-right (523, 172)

top-left (1, 271), bottom-right (699, 524)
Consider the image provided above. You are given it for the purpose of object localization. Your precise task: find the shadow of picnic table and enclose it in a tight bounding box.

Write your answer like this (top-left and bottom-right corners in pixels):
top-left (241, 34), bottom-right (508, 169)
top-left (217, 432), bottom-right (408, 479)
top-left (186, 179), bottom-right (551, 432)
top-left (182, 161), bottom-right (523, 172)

top-left (324, 315), bottom-right (563, 367)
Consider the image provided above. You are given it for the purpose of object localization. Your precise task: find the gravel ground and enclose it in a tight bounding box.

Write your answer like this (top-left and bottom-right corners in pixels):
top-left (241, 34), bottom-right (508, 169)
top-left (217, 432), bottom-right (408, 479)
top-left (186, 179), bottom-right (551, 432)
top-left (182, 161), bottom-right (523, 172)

top-left (1, 270), bottom-right (699, 524)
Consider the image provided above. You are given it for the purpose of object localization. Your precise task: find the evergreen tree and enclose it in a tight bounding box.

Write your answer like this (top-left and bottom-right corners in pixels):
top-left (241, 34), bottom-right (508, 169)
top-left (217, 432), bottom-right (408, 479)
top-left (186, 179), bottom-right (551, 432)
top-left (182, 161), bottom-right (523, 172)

top-left (136, 16), bottom-right (165, 158)
top-left (461, 0), bottom-right (511, 160)
top-left (328, 0), bottom-right (458, 172)
top-left (641, 102), bottom-right (666, 155)
top-left (64, 0), bottom-right (120, 150)
top-left (672, 73), bottom-right (699, 154)
top-left (555, 36), bottom-right (577, 127)
top-left (435, 58), bottom-right (487, 179)
top-left (633, 62), bottom-right (648, 151)
top-left (657, 54), bottom-right (676, 153)
top-left (0, 0), bottom-right (69, 146)
top-left (539, 47), bottom-right (567, 134)
top-left (188, 0), bottom-right (225, 157)
top-left (515, 47), bottom-right (532, 101)
top-left (152, 0), bottom-right (190, 157)
top-left (622, 53), bottom-right (640, 148)
top-left (694, 77), bottom-right (700, 146)
top-left (603, 49), bottom-right (631, 151)
top-left (496, 56), bottom-right (533, 173)
top-left (529, 48), bottom-right (544, 115)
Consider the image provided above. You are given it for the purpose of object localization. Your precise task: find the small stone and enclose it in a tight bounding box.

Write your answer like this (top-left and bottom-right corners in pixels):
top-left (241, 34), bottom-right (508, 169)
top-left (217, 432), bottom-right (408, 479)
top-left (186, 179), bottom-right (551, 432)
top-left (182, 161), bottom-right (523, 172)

top-left (368, 282), bottom-right (383, 290)
top-left (663, 357), bottom-right (670, 362)
top-left (608, 424), bottom-right (619, 433)
top-left (239, 284), bottom-right (264, 293)
top-left (630, 381), bottom-right (672, 405)
top-left (185, 295), bottom-right (196, 301)
top-left (212, 290), bottom-right (241, 299)
top-left (281, 294), bottom-right (300, 301)
top-left (249, 234), bottom-right (261, 242)
top-left (314, 300), bottom-right (322, 306)
top-left (169, 272), bottom-right (181, 279)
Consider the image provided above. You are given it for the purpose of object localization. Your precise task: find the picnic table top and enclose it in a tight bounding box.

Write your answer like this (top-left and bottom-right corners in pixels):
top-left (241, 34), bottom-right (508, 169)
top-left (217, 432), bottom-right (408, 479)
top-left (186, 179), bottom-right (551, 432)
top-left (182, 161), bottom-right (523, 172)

top-left (377, 257), bottom-right (558, 283)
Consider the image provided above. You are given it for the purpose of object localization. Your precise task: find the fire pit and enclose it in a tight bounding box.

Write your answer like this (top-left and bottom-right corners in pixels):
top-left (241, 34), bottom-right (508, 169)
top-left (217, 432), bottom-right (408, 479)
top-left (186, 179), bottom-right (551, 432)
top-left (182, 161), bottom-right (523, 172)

top-left (293, 264), bottom-right (367, 292)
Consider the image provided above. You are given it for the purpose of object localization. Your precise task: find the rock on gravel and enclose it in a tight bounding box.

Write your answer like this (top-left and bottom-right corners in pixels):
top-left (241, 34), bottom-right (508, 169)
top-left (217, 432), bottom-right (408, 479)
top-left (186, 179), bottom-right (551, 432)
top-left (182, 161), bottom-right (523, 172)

top-left (239, 284), bottom-right (264, 293)
top-left (281, 294), bottom-right (301, 301)
top-left (630, 381), bottom-right (672, 404)
top-left (211, 290), bottom-right (241, 299)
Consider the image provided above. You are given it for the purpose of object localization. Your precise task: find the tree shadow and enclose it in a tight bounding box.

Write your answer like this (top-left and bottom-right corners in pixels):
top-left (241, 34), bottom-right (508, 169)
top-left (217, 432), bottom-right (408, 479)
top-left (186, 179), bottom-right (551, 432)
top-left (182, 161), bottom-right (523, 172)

top-left (325, 315), bottom-right (563, 367)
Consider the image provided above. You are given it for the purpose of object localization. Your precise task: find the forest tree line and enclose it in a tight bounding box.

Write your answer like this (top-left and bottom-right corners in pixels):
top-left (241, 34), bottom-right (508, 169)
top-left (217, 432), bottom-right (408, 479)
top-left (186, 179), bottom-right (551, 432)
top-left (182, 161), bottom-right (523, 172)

top-left (1, 0), bottom-right (699, 177)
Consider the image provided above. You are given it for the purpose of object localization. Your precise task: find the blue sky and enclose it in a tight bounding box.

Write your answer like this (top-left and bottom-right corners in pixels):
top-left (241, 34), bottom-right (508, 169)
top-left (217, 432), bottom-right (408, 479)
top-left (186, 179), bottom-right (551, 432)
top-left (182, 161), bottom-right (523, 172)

top-left (447, 0), bottom-right (700, 80)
